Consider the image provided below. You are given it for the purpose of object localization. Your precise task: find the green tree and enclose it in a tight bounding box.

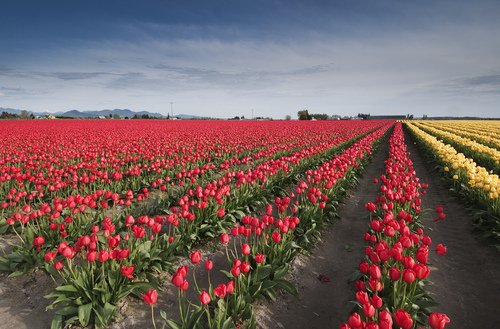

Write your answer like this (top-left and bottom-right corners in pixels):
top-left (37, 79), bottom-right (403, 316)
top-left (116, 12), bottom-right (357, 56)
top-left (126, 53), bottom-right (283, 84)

top-left (312, 113), bottom-right (329, 120)
top-left (297, 110), bottom-right (312, 120)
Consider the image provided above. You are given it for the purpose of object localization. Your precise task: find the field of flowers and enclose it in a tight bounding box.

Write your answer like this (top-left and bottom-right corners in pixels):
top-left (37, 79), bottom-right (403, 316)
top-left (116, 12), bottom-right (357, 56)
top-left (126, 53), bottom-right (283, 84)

top-left (4, 119), bottom-right (495, 328)
top-left (0, 120), bottom-right (392, 328)
top-left (405, 121), bottom-right (500, 248)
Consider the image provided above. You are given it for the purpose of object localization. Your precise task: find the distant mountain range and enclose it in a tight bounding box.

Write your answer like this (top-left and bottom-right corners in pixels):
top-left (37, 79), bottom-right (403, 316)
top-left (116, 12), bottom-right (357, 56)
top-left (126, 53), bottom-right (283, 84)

top-left (0, 107), bottom-right (201, 118)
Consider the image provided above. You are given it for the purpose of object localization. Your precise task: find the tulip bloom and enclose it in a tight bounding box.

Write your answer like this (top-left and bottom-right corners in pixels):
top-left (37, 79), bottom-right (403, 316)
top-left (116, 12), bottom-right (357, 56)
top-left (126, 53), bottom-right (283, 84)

top-left (121, 265), bottom-right (134, 279)
top-left (272, 231), bottom-right (281, 243)
top-left (143, 289), bottom-right (158, 305)
top-left (241, 243), bottom-right (251, 255)
top-left (44, 251), bottom-right (57, 262)
top-left (378, 310), bottom-right (393, 329)
top-left (362, 303), bottom-right (375, 318)
top-left (348, 312), bottom-right (363, 328)
top-left (402, 269), bottom-right (416, 284)
top-left (254, 253), bottom-right (265, 264)
top-left (53, 261), bottom-right (64, 271)
top-left (219, 233), bottom-right (230, 245)
top-left (204, 260), bottom-right (213, 271)
top-left (395, 309), bottom-right (413, 329)
top-left (429, 312), bottom-right (451, 329)
top-left (200, 290), bottom-right (211, 305)
top-left (190, 251), bottom-right (202, 264)
top-left (436, 244), bottom-right (447, 255)
top-left (214, 284), bottom-right (227, 298)
top-left (389, 267), bottom-right (400, 281)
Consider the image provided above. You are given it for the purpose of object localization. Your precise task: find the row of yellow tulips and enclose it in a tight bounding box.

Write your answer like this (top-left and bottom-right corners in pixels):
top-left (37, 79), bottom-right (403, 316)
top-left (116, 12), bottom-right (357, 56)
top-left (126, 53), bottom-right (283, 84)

top-left (416, 120), bottom-right (500, 150)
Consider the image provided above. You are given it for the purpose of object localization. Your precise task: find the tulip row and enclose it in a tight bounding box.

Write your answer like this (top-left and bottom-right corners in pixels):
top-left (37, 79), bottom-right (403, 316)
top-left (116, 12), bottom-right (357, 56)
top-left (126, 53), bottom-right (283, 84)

top-left (415, 120), bottom-right (500, 150)
top-left (0, 121), bottom-right (389, 328)
top-left (412, 121), bottom-right (500, 174)
top-left (341, 122), bottom-right (450, 329)
top-left (405, 122), bottom-right (500, 246)
top-left (158, 123), bottom-right (393, 328)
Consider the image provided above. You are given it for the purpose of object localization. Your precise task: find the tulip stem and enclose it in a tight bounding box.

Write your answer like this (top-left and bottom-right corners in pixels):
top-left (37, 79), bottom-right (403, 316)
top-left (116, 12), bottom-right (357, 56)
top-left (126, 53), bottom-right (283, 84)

top-left (205, 305), bottom-right (212, 328)
top-left (151, 305), bottom-right (156, 329)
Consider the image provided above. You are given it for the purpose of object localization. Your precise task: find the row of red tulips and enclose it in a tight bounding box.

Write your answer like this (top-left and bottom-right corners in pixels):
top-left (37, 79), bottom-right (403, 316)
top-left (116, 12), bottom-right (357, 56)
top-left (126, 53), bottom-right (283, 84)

top-left (340, 123), bottom-right (450, 329)
top-left (144, 123), bottom-right (393, 328)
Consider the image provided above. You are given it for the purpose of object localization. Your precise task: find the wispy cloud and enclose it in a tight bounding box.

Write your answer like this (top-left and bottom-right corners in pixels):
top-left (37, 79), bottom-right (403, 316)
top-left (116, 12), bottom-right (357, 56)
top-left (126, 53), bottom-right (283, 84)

top-left (420, 73), bottom-right (500, 96)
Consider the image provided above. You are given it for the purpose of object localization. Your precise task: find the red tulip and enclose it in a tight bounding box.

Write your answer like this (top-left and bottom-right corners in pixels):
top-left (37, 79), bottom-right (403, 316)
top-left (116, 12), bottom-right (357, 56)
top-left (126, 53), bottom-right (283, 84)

top-left (395, 309), bottom-right (413, 329)
top-left (402, 269), bottom-right (416, 284)
top-left (143, 289), bottom-right (158, 305)
top-left (190, 251), bottom-right (202, 264)
top-left (378, 309), bottom-right (393, 329)
top-left (231, 265), bottom-right (241, 277)
top-left (272, 231), bottom-right (281, 243)
top-left (436, 244), bottom-right (447, 255)
top-left (97, 250), bottom-right (109, 262)
top-left (204, 260), bottom-right (213, 271)
top-left (356, 291), bottom-right (369, 305)
top-left (370, 294), bottom-right (382, 309)
top-left (53, 261), bottom-right (64, 271)
top-left (32, 236), bottom-right (45, 247)
top-left (369, 264), bottom-right (382, 279)
top-left (241, 243), bottom-right (251, 255)
top-left (389, 267), bottom-right (400, 281)
top-left (219, 233), bottom-right (230, 245)
top-left (348, 312), bottom-right (363, 328)
top-left (414, 264), bottom-right (430, 279)
top-left (365, 202), bottom-right (377, 212)
top-left (172, 274), bottom-right (184, 287)
top-left (214, 284), bottom-right (227, 298)
top-left (429, 312), bottom-right (451, 329)
top-left (200, 290), bottom-right (211, 305)
top-left (226, 280), bottom-right (235, 294)
top-left (86, 250), bottom-right (97, 262)
top-left (254, 253), bottom-right (265, 264)
top-left (44, 251), bottom-right (57, 262)
top-left (359, 261), bottom-right (370, 273)
top-left (362, 303), bottom-right (375, 318)
top-left (121, 265), bottom-right (134, 279)
top-left (240, 261), bottom-right (251, 273)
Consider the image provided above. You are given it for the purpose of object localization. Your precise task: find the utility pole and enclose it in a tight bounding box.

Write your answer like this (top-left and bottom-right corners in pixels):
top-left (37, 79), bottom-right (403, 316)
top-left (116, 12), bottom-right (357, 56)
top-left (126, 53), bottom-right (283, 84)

top-left (251, 108), bottom-right (254, 119)
top-left (170, 102), bottom-right (174, 117)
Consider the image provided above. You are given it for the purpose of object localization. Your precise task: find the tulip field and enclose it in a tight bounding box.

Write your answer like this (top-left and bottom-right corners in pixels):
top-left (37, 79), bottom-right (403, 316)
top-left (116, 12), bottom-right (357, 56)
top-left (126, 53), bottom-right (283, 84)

top-left (0, 119), bottom-right (498, 329)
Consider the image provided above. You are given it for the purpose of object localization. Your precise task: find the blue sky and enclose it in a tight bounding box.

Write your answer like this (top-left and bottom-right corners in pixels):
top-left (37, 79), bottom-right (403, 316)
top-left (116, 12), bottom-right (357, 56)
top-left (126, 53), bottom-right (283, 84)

top-left (1, 0), bottom-right (500, 118)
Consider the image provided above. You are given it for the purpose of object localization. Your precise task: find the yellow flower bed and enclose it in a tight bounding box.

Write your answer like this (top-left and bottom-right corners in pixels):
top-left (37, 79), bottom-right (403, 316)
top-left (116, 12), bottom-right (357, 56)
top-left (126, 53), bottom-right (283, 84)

top-left (412, 121), bottom-right (500, 167)
top-left (406, 122), bottom-right (499, 201)
top-left (418, 120), bottom-right (500, 150)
